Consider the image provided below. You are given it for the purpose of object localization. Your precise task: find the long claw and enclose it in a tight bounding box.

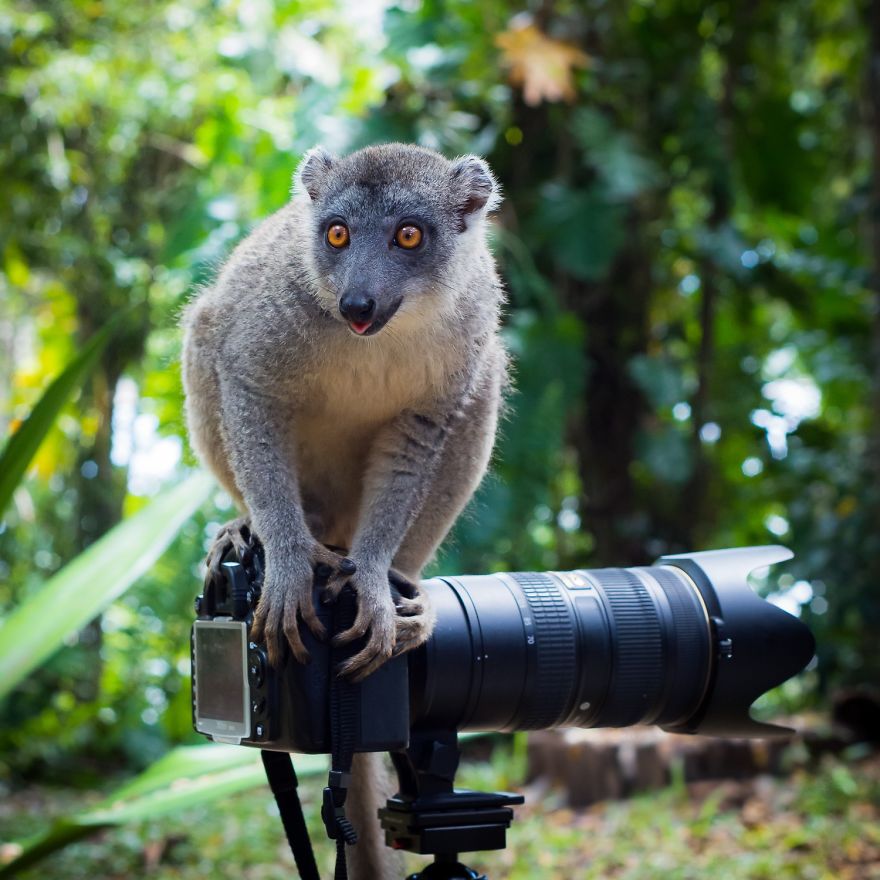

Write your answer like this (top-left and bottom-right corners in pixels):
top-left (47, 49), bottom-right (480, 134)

top-left (332, 617), bottom-right (369, 646)
top-left (250, 605), bottom-right (266, 643)
top-left (282, 618), bottom-right (309, 665)
top-left (394, 596), bottom-right (425, 616)
top-left (339, 640), bottom-right (394, 681)
top-left (298, 597), bottom-right (326, 640)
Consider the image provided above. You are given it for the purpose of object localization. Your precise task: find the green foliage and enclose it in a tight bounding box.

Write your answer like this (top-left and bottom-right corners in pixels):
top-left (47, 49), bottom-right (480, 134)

top-left (2, 750), bottom-right (878, 879)
top-left (0, 472), bottom-right (213, 703)
top-left (0, 0), bottom-right (878, 850)
top-left (0, 745), bottom-right (326, 877)
top-left (0, 317), bottom-right (120, 519)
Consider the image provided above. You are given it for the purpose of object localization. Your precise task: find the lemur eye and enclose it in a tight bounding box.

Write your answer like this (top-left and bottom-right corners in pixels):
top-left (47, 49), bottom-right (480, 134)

top-left (394, 224), bottom-right (423, 249)
top-left (327, 223), bottom-right (349, 248)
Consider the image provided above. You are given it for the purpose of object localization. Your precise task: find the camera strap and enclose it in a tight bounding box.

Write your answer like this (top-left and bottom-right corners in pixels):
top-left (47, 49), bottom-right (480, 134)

top-left (260, 583), bottom-right (360, 880)
top-left (261, 749), bottom-right (321, 880)
top-left (260, 670), bottom-right (359, 880)
top-left (322, 585), bottom-right (360, 880)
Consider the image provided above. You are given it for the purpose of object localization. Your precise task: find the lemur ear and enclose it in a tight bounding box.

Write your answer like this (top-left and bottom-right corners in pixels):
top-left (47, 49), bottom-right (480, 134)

top-left (450, 155), bottom-right (501, 228)
top-left (293, 146), bottom-right (336, 200)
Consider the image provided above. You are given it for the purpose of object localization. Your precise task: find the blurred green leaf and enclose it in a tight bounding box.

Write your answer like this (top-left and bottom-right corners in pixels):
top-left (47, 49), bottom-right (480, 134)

top-left (0, 319), bottom-right (120, 520)
top-left (532, 184), bottom-right (626, 281)
top-left (629, 355), bottom-right (688, 410)
top-left (0, 744), bottom-right (326, 877)
top-left (0, 471), bottom-right (214, 702)
top-left (572, 108), bottom-right (662, 200)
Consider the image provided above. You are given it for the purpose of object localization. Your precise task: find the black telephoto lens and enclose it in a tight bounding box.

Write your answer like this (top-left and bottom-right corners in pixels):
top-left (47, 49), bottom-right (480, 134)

top-left (409, 546), bottom-right (815, 738)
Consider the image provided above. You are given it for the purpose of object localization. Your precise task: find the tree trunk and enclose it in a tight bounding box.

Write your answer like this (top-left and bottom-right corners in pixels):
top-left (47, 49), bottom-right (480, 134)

top-left (569, 220), bottom-right (653, 566)
top-left (868, 0), bottom-right (880, 492)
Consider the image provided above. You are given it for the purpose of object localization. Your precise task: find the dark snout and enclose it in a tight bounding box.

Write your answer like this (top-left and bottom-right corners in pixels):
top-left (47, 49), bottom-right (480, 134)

top-left (339, 292), bottom-right (377, 327)
top-left (339, 290), bottom-right (402, 336)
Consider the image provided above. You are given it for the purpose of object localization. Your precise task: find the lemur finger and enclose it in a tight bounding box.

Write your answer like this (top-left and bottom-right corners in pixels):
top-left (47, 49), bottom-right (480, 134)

top-left (338, 633), bottom-right (395, 681)
top-left (392, 600), bottom-right (435, 654)
top-left (282, 603), bottom-right (310, 665)
top-left (265, 605), bottom-right (288, 667)
top-left (320, 556), bottom-right (357, 602)
top-left (250, 606), bottom-right (267, 644)
top-left (394, 595), bottom-right (425, 616)
top-left (388, 569), bottom-right (418, 600)
top-left (395, 613), bottom-right (429, 633)
top-left (252, 587), bottom-right (279, 639)
top-left (392, 633), bottom-right (427, 657)
top-left (393, 616), bottom-right (430, 647)
top-left (207, 517), bottom-right (251, 564)
top-left (298, 596), bottom-right (326, 640)
top-left (264, 628), bottom-right (283, 667)
top-left (313, 545), bottom-right (350, 571)
top-left (331, 605), bottom-right (371, 645)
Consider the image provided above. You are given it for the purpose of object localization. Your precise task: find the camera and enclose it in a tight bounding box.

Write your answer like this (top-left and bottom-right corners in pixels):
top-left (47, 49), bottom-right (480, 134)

top-left (191, 546), bottom-right (410, 752)
top-left (192, 543), bottom-right (815, 749)
top-left (191, 541), bottom-right (815, 868)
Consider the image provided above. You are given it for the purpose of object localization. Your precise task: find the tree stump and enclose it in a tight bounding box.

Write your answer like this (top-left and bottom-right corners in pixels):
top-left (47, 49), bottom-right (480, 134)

top-left (526, 727), bottom-right (796, 807)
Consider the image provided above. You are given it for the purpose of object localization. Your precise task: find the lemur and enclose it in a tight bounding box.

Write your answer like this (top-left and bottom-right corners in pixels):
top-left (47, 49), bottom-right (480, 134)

top-left (182, 143), bottom-right (507, 879)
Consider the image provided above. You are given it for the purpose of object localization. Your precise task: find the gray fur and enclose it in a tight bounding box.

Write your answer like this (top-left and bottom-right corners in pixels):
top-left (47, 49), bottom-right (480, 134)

top-left (181, 143), bottom-right (507, 877)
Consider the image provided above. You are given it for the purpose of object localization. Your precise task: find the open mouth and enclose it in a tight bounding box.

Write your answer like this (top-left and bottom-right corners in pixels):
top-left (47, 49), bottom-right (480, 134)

top-left (346, 298), bottom-right (403, 337)
top-left (349, 320), bottom-right (373, 335)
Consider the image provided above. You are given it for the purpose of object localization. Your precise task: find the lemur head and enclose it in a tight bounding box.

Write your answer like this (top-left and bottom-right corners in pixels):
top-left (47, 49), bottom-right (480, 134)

top-left (294, 143), bottom-right (500, 337)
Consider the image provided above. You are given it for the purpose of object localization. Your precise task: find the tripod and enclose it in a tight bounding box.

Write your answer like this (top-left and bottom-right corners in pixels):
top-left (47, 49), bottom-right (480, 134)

top-left (379, 731), bottom-right (524, 880)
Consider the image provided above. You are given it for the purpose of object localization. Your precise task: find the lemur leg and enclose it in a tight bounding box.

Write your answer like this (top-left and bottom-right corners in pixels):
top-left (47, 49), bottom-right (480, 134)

top-left (181, 307), bottom-right (245, 509)
top-left (392, 373), bottom-right (501, 580)
top-left (346, 753), bottom-right (403, 880)
top-left (345, 380), bottom-right (501, 880)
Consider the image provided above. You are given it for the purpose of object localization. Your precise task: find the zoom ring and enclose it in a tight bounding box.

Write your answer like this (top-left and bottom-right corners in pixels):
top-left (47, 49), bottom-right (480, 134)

top-left (509, 572), bottom-right (577, 729)
top-left (592, 569), bottom-right (664, 727)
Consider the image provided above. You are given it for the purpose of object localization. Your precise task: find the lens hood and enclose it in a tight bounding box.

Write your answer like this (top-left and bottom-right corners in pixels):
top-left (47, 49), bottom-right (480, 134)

top-left (657, 546), bottom-right (816, 737)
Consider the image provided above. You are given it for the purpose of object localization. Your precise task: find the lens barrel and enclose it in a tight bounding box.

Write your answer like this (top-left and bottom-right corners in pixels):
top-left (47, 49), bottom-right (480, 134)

top-left (411, 566), bottom-right (711, 732)
top-left (410, 546), bottom-right (815, 738)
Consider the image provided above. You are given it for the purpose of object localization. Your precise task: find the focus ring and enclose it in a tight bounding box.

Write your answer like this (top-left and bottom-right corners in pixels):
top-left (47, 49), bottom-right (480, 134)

top-left (508, 572), bottom-right (577, 729)
top-left (591, 568), bottom-right (664, 727)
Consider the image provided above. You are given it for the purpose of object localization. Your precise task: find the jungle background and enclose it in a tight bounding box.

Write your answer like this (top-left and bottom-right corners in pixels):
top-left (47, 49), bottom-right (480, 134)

top-left (1, 0), bottom-right (879, 877)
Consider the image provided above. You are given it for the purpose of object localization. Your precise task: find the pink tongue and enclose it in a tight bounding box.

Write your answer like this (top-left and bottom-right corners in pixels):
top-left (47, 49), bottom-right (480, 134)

top-left (351, 321), bottom-right (372, 335)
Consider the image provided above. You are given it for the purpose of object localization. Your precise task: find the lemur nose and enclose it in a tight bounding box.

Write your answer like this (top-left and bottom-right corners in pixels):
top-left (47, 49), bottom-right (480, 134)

top-left (339, 293), bottom-right (377, 324)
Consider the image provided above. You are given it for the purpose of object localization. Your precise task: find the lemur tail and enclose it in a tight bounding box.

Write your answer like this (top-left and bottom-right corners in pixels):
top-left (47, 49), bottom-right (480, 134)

top-left (345, 752), bottom-right (403, 880)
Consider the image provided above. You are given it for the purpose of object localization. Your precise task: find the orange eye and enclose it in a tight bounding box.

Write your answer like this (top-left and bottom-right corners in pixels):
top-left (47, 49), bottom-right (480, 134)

top-left (327, 223), bottom-right (349, 248)
top-left (395, 224), bottom-right (422, 249)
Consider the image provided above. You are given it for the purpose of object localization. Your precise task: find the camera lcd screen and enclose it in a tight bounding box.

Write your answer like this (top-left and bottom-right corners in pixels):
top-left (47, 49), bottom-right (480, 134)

top-left (194, 622), bottom-right (246, 724)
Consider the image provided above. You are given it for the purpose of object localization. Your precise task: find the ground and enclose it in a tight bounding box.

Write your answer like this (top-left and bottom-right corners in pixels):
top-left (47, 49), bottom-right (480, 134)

top-left (1, 745), bottom-right (878, 880)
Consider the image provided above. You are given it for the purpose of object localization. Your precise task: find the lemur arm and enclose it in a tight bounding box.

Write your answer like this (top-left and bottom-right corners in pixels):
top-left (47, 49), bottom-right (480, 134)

top-left (326, 386), bottom-right (473, 678)
top-left (216, 372), bottom-right (341, 664)
top-left (350, 407), bottom-right (455, 569)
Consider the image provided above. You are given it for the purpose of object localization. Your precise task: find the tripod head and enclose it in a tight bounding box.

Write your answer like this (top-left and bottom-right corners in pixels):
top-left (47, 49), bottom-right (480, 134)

top-left (380, 730), bottom-right (523, 880)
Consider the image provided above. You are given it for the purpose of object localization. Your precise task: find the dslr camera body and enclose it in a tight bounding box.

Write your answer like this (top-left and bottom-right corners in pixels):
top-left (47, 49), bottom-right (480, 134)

top-left (192, 546), bottom-right (408, 753)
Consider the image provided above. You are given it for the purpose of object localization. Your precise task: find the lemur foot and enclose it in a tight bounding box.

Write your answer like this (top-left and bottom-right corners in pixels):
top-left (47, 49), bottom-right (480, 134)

top-left (205, 515), bottom-right (258, 584)
top-left (329, 565), bottom-right (436, 681)
top-left (251, 539), bottom-right (348, 666)
top-left (390, 570), bottom-right (436, 657)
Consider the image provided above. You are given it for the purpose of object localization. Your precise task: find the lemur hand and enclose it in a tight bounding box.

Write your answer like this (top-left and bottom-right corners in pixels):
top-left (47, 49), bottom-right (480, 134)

top-left (250, 538), bottom-right (345, 666)
top-left (324, 561), bottom-right (436, 681)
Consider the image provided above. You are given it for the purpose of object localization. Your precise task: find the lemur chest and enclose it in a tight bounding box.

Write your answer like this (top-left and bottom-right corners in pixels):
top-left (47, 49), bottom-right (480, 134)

top-left (301, 346), bottom-right (443, 426)
top-left (288, 346), bottom-right (448, 542)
